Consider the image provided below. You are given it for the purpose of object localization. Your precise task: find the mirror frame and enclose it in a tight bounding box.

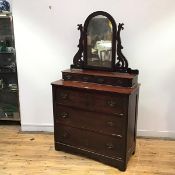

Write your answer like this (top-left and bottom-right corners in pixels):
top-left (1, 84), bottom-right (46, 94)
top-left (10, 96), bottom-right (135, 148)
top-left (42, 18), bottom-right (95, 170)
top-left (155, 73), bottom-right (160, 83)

top-left (71, 11), bottom-right (139, 74)
top-left (83, 11), bottom-right (117, 71)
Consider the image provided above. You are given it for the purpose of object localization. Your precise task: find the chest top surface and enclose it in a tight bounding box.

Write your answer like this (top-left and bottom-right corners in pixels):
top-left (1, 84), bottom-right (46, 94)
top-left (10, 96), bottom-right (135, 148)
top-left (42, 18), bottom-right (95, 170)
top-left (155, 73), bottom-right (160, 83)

top-left (51, 79), bottom-right (139, 95)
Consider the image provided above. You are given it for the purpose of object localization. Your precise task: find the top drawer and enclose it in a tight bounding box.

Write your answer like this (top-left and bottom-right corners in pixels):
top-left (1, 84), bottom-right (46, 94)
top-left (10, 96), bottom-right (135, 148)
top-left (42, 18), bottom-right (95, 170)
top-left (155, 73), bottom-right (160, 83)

top-left (54, 86), bottom-right (128, 115)
top-left (62, 69), bottom-right (138, 87)
top-left (63, 72), bottom-right (136, 87)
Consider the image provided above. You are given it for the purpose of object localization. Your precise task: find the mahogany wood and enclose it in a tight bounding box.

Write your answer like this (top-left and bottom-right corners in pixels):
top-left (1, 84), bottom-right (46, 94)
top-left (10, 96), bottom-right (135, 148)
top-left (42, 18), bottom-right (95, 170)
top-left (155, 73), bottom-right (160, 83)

top-left (52, 80), bottom-right (139, 95)
top-left (52, 72), bottom-right (139, 171)
top-left (62, 69), bottom-right (138, 87)
top-left (54, 105), bottom-right (124, 137)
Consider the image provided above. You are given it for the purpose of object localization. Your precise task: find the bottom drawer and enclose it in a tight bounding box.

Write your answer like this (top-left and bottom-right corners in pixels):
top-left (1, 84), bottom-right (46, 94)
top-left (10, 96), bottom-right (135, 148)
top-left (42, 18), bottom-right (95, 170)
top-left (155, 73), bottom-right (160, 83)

top-left (55, 125), bottom-right (124, 159)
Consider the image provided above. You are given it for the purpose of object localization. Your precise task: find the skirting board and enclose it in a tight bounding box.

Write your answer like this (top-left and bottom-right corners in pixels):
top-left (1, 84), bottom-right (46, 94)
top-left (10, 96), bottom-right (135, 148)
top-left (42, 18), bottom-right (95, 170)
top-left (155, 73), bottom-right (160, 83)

top-left (137, 130), bottom-right (175, 139)
top-left (21, 124), bottom-right (54, 132)
top-left (21, 124), bottom-right (175, 139)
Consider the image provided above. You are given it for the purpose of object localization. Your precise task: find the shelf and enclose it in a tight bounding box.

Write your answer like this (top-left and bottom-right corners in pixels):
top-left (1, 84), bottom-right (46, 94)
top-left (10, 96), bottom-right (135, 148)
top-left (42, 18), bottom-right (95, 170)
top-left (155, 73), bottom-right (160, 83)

top-left (0, 104), bottom-right (19, 121)
top-left (0, 71), bottom-right (16, 74)
top-left (0, 103), bottom-right (19, 121)
top-left (0, 35), bottom-right (14, 38)
top-left (0, 52), bottom-right (15, 54)
top-left (0, 12), bottom-right (12, 18)
top-left (0, 68), bottom-right (16, 74)
top-left (0, 114), bottom-right (20, 121)
top-left (0, 88), bottom-right (18, 93)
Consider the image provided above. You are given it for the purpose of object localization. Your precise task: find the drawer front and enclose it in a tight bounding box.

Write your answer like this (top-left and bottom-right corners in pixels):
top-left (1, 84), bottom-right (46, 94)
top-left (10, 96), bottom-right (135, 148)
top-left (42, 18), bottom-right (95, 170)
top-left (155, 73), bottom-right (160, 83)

top-left (55, 125), bottom-right (124, 159)
top-left (55, 87), bottom-right (127, 115)
top-left (63, 72), bottom-right (134, 87)
top-left (54, 105), bottom-right (124, 137)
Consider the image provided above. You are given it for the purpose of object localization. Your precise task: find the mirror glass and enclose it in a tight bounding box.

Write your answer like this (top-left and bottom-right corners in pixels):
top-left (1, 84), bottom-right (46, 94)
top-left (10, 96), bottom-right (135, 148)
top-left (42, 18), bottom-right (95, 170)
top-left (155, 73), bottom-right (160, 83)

top-left (87, 15), bottom-right (113, 68)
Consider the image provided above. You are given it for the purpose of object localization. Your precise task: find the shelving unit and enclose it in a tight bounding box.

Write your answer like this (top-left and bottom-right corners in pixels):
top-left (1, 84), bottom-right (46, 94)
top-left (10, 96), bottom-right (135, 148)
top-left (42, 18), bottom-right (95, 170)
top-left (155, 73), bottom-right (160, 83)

top-left (0, 12), bottom-right (20, 123)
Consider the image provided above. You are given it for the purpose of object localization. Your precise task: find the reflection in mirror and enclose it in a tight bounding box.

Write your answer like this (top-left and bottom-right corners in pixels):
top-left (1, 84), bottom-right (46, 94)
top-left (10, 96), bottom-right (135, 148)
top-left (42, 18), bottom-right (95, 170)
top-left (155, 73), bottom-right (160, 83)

top-left (87, 15), bottom-right (112, 68)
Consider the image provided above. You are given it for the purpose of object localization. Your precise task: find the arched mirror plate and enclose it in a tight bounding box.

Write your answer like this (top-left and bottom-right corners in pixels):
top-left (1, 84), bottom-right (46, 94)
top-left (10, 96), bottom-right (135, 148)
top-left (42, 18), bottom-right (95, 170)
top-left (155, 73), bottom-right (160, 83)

top-left (87, 15), bottom-right (113, 68)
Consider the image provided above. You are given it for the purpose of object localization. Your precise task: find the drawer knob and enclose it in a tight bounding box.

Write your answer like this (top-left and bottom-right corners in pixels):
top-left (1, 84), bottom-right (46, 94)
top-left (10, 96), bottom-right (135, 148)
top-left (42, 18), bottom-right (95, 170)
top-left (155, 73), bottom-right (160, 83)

top-left (59, 112), bottom-right (69, 118)
top-left (116, 79), bottom-right (122, 85)
top-left (111, 133), bottom-right (122, 138)
top-left (63, 132), bottom-right (69, 138)
top-left (97, 78), bottom-right (104, 83)
top-left (83, 76), bottom-right (89, 81)
top-left (114, 113), bottom-right (124, 117)
top-left (106, 143), bottom-right (114, 149)
top-left (107, 121), bottom-right (114, 127)
top-left (65, 74), bottom-right (72, 80)
top-left (107, 100), bottom-right (116, 107)
top-left (60, 92), bottom-right (69, 99)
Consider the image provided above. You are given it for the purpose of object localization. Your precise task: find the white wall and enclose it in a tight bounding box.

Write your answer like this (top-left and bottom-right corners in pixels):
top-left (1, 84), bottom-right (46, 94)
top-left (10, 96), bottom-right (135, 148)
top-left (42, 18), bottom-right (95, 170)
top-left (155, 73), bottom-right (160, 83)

top-left (12, 0), bottom-right (175, 137)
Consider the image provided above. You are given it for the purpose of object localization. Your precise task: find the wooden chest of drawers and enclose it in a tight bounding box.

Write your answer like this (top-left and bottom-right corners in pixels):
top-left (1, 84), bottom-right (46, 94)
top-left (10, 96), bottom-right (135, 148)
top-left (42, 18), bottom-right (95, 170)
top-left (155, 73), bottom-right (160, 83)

top-left (52, 69), bottom-right (139, 171)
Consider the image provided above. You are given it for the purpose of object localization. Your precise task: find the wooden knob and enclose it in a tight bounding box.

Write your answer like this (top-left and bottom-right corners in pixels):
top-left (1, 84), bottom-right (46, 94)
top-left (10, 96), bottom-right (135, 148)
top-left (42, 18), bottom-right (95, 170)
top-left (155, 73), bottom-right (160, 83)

top-left (59, 112), bottom-right (69, 118)
top-left (65, 74), bottom-right (72, 80)
top-left (107, 100), bottom-right (116, 107)
top-left (97, 78), bottom-right (104, 83)
top-left (114, 113), bottom-right (124, 117)
top-left (63, 132), bottom-right (69, 138)
top-left (107, 121), bottom-right (114, 127)
top-left (106, 143), bottom-right (114, 149)
top-left (116, 79), bottom-right (122, 85)
top-left (83, 76), bottom-right (89, 81)
top-left (60, 92), bottom-right (68, 99)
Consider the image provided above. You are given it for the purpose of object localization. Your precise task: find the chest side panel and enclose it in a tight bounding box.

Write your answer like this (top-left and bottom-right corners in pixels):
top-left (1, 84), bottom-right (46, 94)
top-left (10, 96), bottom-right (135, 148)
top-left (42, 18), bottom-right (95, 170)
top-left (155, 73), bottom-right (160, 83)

top-left (126, 89), bottom-right (139, 162)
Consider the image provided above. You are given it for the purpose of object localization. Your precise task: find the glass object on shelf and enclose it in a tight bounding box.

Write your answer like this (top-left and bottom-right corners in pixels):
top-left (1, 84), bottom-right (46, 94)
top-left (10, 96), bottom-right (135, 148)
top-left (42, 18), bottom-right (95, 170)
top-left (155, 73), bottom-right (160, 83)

top-left (6, 47), bottom-right (15, 53)
top-left (0, 78), bottom-right (18, 92)
top-left (0, 40), bottom-right (7, 52)
top-left (0, 0), bottom-right (10, 12)
top-left (0, 78), bottom-right (4, 89)
top-left (0, 103), bottom-right (18, 119)
top-left (0, 39), bottom-right (14, 53)
top-left (0, 54), bottom-right (16, 73)
top-left (8, 83), bottom-right (17, 91)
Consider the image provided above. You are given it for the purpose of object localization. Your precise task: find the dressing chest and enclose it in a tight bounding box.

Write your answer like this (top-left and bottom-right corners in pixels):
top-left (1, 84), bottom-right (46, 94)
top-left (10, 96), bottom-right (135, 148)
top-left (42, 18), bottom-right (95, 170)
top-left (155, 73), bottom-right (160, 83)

top-left (51, 11), bottom-right (140, 171)
top-left (52, 69), bottom-right (139, 171)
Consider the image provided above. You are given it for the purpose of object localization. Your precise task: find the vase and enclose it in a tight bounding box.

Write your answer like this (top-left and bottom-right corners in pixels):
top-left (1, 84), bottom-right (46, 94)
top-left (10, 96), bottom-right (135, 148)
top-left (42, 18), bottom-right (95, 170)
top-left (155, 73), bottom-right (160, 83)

top-left (0, 0), bottom-right (10, 12)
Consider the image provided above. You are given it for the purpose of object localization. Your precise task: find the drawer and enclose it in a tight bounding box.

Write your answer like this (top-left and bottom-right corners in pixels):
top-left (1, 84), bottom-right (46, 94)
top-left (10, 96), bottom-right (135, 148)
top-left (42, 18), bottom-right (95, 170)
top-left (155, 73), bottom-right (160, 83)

top-left (55, 87), bottom-right (127, 115)
top-left (54, 105), bottom-right (124, 137)
top-left (62, 71), bottom-right (137, 87)
top-left (55, 125), bottom-right (124, 159)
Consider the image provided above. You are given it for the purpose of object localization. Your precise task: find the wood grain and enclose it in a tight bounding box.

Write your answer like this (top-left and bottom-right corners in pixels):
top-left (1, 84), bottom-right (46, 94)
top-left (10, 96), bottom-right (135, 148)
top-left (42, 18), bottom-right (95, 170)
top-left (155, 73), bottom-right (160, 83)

top-left (62, 69), bottom-right (137, 79)
top-left (0, 125), bottom-right (175, 175)
top-left (51, 80), bottom-right (139, 95)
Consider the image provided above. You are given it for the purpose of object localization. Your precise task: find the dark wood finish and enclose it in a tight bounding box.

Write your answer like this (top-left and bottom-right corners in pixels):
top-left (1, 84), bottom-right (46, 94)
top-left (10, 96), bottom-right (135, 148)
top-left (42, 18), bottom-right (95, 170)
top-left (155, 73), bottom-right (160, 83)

top-left (62, 69), bottom-right (138, 87)
top-left (52, 73), bottom-right (139, 171)
top-left (55, 125), bottom-right (124, 159)
top-left (116, 23), bottom-right (128, 71)
top-left (52, 79), bottom-right (139, 95)
top-left (54, 86), bottom-right (127, 114)
top-left (116, 24), bottom-right (138, 74)
top-left (54, 105), bottom-right (124, 137)
top-left (71, 11), bottom-right (139, 74)
top-left (71, 24), bottom-right (84, 69)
